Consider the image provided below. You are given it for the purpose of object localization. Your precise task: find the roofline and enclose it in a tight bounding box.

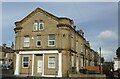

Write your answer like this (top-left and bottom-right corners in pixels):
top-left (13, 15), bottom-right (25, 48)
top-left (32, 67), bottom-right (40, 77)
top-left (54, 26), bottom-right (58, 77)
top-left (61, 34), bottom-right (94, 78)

top-left (57, 23), bottom-right (86, 41)
top-left (15, 8), bottom-right (73, 26)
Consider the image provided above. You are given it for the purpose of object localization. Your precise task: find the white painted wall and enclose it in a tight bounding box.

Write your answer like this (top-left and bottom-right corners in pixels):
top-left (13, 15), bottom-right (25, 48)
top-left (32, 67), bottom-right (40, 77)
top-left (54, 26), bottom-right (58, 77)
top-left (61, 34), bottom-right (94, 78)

top-left (114, 60), bottom-right (120, 71)
top-left (14, 54), bottom-right (20, 75)
top-left (15, 50), bottom-right (62, 77)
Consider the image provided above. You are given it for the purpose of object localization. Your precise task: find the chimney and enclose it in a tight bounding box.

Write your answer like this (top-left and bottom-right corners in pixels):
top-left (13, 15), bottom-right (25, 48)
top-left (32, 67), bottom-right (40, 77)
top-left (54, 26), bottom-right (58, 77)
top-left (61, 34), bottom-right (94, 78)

top-left (77, 29), bottom-right (84, 37)
top-left (86, 41), bottom-right (90, 47)
top-left (3, 43), bottom-right (6, 48)
top-left (11, 42), bottom-right (14, 49)
top-left (74, 26), bottom-right (76, 29)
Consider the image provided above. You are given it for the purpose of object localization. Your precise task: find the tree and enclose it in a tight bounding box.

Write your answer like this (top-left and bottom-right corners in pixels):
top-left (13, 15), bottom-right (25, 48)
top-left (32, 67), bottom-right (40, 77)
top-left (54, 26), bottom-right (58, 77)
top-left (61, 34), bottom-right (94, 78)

top-left (116, 47), bottom-right (120, 58)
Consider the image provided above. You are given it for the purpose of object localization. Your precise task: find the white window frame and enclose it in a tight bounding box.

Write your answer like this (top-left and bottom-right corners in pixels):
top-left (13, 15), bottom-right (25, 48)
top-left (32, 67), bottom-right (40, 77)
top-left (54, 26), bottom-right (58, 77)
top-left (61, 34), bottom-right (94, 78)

top-left (22, 56), bottom-right (29, 68)
top-left (33, 21), bottom-right (38, 31)
top-left (48, 56), bottom-right (55, 68)
top-left (36, 36), bottom-right (42, 47)
top-left (39, 20), bottom-right (44, 30)
top-left (81, 44), bottom-right (83, 52)
top-left (23, 36), bottom-right (30, 47)
top-left (48, 34), bottom-right (55, 46)
top-left (36, 40), bottom-right (41, 47)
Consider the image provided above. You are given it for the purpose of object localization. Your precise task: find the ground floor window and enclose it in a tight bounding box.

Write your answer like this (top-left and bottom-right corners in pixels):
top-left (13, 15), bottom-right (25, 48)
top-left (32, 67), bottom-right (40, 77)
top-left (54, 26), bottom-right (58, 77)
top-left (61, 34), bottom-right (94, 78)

top-left (0, 60), bottom-right (2, 64)
top-left (22, 56), bottom-right (29, 68)
top-left (48, 56), bottom-right (55, 68)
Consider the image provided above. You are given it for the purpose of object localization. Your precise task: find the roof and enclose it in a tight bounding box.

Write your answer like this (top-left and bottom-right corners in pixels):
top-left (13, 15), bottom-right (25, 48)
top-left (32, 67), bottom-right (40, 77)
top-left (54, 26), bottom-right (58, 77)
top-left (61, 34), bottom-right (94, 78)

top-left (15, 8), bottom-right (73, 26)
top-left (0, 46), bottom-right (14, 53)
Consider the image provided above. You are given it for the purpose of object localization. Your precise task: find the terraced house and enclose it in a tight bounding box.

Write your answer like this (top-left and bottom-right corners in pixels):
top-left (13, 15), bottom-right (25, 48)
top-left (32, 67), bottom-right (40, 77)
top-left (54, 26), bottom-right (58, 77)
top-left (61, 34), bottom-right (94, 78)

top-left (14, 8), bottom-right (100, 77)
top-left (0, 43), bottom-right (14, 66)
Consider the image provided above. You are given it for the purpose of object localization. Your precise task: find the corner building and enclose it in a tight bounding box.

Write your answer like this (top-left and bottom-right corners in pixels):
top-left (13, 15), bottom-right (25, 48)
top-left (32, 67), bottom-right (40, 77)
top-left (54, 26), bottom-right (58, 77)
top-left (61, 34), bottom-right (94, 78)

top-left (14, 8), bottom-right (100, 77)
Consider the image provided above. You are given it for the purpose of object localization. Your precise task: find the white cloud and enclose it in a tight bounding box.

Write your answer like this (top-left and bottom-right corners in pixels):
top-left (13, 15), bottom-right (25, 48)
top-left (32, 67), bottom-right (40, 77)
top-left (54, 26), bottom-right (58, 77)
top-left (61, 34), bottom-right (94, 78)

top-left (90, 40), bottom-right (117, 61)
top-left (89, 30), bottom-right (118, 61)
top-left (97, 30), bottom-right (118, 41)
top-left (101, 49), bottom-right (116, 61)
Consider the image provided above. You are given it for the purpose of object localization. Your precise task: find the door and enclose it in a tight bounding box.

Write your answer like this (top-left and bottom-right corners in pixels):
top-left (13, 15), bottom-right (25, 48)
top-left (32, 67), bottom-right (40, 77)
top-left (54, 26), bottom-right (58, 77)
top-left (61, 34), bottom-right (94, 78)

top-left (37, 60), bottom-right (43, 73)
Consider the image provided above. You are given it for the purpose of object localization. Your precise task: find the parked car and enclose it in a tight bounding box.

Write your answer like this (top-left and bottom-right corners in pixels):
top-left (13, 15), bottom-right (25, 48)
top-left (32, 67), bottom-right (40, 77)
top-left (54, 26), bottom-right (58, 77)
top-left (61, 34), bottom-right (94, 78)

top-left (79, 68), bottom-right (87, 74)
top-left (0, 64), bottom-right (11, 69)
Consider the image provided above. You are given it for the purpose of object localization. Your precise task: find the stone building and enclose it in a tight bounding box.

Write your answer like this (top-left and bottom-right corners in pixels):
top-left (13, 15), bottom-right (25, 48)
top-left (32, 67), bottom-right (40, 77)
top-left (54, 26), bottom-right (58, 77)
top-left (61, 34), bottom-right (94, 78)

top-left (0, 43), bottom-right (14, 65)
top-left (14, 8), bottom-right (100, 77)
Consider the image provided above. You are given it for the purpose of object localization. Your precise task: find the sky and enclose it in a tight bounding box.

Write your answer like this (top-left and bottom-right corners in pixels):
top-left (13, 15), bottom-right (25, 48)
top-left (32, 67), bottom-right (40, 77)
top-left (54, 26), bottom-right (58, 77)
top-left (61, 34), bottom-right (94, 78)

top-left (0, 0), bottom-right (119, 2)
top-left (1, 2), bottom-right (118, 61)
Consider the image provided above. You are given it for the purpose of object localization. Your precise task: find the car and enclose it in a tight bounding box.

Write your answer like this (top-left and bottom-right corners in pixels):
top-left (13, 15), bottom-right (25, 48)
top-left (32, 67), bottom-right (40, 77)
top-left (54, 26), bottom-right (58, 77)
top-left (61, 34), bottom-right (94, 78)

top-left (0, 64), bottom-right (10, 69)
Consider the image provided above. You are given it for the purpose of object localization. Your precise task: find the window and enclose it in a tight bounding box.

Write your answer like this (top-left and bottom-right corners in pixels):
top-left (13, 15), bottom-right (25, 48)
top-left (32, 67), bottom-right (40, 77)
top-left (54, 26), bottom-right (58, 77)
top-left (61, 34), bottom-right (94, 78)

top-left (39, 20), bottom-right (44, 30)
top-left (48, 34), bottom-right (55, 46)
top-left (36, 36), bottom-right (41, 47)
top-left (36, 41), bottom-right (41, 47)
top-left (23, 36), bottom-right (30, 47)
top-left (0, 61), bottom-right (2, 64)
top-left (71, 55), bottom-right (74, 67)
top-left (48, 57), bottom-right (55, 68)
top-left (81, 44), bottom-right (83, 52)
top-left (33, 20), bottom-right (38, 31)
top-left (22, 57), bottom-right (29, 68)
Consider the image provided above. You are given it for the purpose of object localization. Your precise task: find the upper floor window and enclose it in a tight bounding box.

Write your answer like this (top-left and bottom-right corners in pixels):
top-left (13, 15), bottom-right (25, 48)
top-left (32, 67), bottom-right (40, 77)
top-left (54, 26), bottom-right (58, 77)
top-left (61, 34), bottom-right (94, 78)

top-left (39, 20), bottom-right (44, 30)
top-left (48, 34), bottom-right (55, 46)
top-left (36, 35), bottom-right (41, 47)
top-left (23, 36), bottom-right (30, 47)
top-left (48, 56), bottom-right (55, 68)
top-left (22, 56), bottom-right (29, 68)
top-left (33, 20), bottom-right (38, 31)
top-left (81, 44), bottom-right (83, 52)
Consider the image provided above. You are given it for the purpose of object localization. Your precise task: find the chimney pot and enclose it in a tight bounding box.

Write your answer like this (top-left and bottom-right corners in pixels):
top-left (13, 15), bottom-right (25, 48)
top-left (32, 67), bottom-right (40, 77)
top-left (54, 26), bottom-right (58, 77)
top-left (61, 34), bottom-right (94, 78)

top-left (77, 29), bottom-right (84, 37)
top-left (3, 43), bottom-right (6, 48)
top-left (11, 42), bottom-right (14, 49)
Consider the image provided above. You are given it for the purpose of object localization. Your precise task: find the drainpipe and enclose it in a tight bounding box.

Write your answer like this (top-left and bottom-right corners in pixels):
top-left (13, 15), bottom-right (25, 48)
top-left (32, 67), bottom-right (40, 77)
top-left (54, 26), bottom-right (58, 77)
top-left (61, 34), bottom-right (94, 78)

top-left (69, 29), bottom-right (72, 73)
top-left (74, 26), bottom-right (76, 52)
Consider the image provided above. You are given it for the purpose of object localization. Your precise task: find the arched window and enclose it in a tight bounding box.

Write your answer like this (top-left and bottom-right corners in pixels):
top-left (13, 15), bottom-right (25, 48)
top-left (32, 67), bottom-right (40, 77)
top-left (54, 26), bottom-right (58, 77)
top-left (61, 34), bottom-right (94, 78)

top-left (33, 20), bottom-right (38, 31)
top-left (39, 20), bottom-right (44, 30)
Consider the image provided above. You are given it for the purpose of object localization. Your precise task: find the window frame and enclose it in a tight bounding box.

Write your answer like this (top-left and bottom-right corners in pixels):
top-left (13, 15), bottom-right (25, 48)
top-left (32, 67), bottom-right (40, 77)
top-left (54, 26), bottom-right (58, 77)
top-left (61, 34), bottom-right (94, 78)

top-left (23, 36), bottom-right (30, 47)
top-left (48, 56), bottom-right (55, 68)
top-left (48, 34), bottom-right (55, 46)
top-left (81, 44), bottom-right (84, 52)
top-left (22, 56), bottom-right (29, 68)
top-left (36, 40), bottom-right (42, 47)
top-left (33, 21), bottom-right (38, 31)
top-left (39, 20), bottom-right (44, 30)
top-left (36, 35), bottom-right (42, 47)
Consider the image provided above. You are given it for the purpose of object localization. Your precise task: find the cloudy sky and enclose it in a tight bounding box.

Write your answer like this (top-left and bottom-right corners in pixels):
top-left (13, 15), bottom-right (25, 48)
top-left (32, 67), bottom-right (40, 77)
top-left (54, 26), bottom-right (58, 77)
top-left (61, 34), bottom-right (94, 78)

top-left (1, 2), bottom-right (118, 61)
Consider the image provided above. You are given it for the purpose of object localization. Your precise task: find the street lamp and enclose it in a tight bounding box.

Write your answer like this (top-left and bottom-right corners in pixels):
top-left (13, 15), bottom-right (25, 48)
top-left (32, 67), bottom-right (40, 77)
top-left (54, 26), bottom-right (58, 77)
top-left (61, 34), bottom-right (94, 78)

top-left (99, 47), bottom-right (102, 74)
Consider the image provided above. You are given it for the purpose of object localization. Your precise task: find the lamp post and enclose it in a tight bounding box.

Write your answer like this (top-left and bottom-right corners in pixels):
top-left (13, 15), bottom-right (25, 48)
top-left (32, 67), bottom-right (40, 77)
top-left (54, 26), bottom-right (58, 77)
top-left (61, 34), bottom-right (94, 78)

top-left (99, 47), bottom-right (102, 74)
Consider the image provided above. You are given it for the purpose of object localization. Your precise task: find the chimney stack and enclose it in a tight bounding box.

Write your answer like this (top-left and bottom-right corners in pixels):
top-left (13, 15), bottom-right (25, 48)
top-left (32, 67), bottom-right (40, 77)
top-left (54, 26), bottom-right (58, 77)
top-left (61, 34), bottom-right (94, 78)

top-left (3, 43), bottom-right (6, 48)
top-left (77, 29), bottom-right (84, 37)
top-left (11, 42), bottom-right (14, 49)
top-left (86, 41), bottom-right (90, 47)
top-left (74, 26), bottom-right (76, 29)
